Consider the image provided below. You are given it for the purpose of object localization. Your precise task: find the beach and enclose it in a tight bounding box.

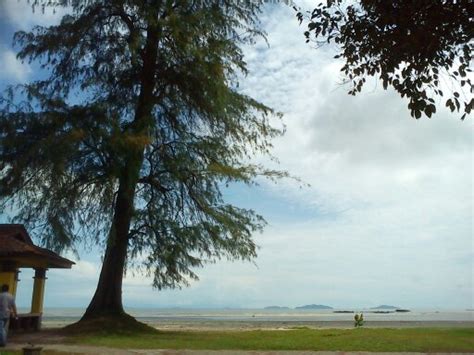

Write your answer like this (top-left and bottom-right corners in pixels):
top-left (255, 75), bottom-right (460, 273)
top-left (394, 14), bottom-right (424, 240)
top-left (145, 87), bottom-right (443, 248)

top-left (38, 308), bottom-right (474, 330)
top-left (120, 319), bottom-right (474, 331)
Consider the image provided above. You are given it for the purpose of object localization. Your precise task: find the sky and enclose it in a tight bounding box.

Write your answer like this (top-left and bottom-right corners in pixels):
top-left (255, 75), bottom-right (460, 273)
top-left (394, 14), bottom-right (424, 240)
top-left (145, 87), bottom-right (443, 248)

top-left (0, 1), bottom-right (472, 311)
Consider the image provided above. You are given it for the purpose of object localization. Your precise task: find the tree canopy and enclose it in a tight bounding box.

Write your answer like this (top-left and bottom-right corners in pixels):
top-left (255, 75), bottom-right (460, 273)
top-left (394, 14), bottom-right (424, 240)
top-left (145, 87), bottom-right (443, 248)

top-left (297, 0), bottom-right (473, 119)
top-left (0, 0), bottom-right (283, 319)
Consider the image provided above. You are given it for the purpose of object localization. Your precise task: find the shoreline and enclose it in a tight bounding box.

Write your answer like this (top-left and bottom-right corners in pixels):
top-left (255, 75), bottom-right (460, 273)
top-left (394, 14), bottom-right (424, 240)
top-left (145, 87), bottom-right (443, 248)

top-left (42, 319), bottom-right (474, 330)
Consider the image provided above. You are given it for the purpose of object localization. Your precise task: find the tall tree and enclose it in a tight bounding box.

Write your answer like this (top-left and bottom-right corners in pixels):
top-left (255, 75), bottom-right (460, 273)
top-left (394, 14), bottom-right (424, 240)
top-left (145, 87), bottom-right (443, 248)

top-left (297, 0), bottom-right (473, 119)
top-left (0, 0), bottom-right (284, 321)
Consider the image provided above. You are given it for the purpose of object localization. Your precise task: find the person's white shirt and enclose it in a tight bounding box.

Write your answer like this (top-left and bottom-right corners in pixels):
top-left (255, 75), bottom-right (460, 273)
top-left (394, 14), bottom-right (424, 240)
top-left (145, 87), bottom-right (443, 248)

top-left (0, 291), bottom-right (15, 320)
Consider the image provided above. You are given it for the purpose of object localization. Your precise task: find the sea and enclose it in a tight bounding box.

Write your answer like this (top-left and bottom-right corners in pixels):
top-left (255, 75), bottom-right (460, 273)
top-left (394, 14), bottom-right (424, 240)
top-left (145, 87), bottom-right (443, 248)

top-left (20, 307), bottom-right (474, 328)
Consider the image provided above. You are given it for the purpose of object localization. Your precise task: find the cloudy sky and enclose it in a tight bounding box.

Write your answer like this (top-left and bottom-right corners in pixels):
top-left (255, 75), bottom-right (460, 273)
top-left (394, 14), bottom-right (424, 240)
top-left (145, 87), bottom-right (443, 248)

top-left (0, 1), bottom-right (472, 311)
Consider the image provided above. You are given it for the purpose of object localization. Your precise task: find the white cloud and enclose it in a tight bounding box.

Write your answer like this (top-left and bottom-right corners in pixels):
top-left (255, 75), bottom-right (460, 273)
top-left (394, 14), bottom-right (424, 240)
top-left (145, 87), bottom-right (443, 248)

top-left (234, 3), bottom-right (473, 308)
top-left (0, 49), bottom-right (31, 81)
top-left (0, 1), bottom-right (68, 30)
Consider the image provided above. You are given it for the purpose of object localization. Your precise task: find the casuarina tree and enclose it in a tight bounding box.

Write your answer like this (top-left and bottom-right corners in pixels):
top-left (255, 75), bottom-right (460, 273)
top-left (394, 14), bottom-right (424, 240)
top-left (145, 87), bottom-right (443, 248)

top-left (297, 0), bottom-right (473, 119)
top-left (0, 0), bottom-right (285, 323)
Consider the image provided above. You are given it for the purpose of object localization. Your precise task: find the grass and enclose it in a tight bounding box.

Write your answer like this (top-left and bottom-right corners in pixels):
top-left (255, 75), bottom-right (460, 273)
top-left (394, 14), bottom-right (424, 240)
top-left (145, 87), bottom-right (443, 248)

top-left (71, 327), bottom-right (474, 352)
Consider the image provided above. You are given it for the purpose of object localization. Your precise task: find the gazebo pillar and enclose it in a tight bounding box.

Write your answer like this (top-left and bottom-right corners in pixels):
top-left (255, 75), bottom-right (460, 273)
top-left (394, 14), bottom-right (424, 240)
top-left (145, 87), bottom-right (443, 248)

top-left (12, 270), bottom-right (20, 298)
top-left (31, 268), bottom-right (47, 314)
top-left (0, 262), bottom-right (17, 296)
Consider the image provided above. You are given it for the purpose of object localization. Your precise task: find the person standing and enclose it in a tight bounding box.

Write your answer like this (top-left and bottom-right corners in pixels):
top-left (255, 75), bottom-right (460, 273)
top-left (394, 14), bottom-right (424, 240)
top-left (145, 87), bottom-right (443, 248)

top-left (0, 284), bottom-right (17, 347)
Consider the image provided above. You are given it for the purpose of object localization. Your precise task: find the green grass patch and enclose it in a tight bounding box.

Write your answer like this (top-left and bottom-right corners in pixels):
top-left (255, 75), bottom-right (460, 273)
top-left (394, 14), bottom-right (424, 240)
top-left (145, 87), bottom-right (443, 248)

top-left (72, 327), bottom-right (474, 352)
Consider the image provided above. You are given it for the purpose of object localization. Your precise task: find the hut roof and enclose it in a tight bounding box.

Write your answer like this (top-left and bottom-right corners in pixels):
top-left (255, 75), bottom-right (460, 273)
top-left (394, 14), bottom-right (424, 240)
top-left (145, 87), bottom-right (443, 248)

top-left (0, 224), bottom-right (74, 269)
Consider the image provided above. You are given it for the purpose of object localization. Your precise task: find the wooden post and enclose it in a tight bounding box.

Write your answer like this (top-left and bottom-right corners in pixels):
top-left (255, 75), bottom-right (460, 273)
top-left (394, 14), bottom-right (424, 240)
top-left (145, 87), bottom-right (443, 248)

top-left (12, 270), bottom-right (20, 298)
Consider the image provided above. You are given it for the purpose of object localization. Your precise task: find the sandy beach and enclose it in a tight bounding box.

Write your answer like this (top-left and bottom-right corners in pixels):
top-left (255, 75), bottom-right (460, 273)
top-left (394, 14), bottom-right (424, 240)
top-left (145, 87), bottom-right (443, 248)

top-left (41, 319), bottom-right (474, 331)
top-left (135, 320), bottom-right (474, 331)
top-left (39, 307), bottom-right (474, 331)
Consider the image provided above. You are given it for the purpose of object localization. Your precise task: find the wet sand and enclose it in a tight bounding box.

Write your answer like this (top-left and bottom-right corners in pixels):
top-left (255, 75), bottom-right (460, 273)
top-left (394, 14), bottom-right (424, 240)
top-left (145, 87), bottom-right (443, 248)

top-left (146, 320), bottom-right (474, 330)
top-left (42, 319), bottom-right (474, 330)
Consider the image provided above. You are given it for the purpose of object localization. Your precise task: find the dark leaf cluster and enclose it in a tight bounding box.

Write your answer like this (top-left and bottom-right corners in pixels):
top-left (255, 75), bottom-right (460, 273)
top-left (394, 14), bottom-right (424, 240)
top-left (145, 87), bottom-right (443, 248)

top-left (298, 0), bottom-right (473, 119)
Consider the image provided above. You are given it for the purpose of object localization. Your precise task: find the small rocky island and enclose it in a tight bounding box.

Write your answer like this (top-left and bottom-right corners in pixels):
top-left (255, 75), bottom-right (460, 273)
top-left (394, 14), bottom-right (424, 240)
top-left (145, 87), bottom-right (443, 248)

top-left (371, 305), bottom-right (399, 310)
top-left (295, 304), bottom-right (333, 310)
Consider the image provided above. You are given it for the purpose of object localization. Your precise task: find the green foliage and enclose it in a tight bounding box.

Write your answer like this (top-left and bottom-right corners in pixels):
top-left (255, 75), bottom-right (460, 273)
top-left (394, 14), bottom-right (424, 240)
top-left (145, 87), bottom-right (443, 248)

top-left (0, 1), bottom-right (284, 289)
top-left (74, 328), bottom-right (474, 352)
top-left (354, 313), bottom-right (364, 327)
top-left (297, 0), bottom-right (473, 119)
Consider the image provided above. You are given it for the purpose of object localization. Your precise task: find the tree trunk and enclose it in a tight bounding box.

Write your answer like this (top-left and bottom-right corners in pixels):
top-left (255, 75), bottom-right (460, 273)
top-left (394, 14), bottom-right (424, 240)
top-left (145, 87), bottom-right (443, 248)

top-left (81, 173), bottom-right (137, 319)
top-left (81, 23), bottom-right (159, 321)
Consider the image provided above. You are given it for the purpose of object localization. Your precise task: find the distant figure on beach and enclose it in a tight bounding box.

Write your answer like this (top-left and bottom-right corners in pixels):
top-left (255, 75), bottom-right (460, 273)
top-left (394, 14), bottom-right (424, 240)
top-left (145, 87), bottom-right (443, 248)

top-left (0, 284), bottom-right (17, 347)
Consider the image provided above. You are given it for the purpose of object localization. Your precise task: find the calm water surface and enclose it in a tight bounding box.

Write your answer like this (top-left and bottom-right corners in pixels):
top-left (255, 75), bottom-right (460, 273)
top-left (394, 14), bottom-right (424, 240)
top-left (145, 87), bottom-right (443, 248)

top-left (25, 307), bottom-right (474, 325)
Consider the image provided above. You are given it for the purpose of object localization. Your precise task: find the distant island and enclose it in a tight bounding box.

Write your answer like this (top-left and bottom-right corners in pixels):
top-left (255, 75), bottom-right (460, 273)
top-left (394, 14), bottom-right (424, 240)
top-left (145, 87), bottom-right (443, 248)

top-left (295, 304), bottom-right (333, 310)
top-left (371, 305), bottom-right (399, 310)
top-left (264, 306), bottom-right (290, 310)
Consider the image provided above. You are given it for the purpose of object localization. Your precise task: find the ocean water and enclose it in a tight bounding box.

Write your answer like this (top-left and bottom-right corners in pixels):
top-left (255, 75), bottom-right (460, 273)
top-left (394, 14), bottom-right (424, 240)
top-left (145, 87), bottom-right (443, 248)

top-left (26, 307), bottom-right (474, 326)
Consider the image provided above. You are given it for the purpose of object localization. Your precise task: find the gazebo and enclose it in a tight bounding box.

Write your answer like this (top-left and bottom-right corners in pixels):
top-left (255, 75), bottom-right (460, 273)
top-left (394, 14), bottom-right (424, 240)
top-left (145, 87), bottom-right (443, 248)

top-left (0, 224), bottom-right (74, 330)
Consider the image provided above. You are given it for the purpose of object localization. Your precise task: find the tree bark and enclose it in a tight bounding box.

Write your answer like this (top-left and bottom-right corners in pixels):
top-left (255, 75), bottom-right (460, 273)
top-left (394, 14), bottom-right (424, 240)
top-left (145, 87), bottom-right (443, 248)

top-left (81, 23), bottom-right (159, 321)
top-left (82, 174), bottom-right (136, 318)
